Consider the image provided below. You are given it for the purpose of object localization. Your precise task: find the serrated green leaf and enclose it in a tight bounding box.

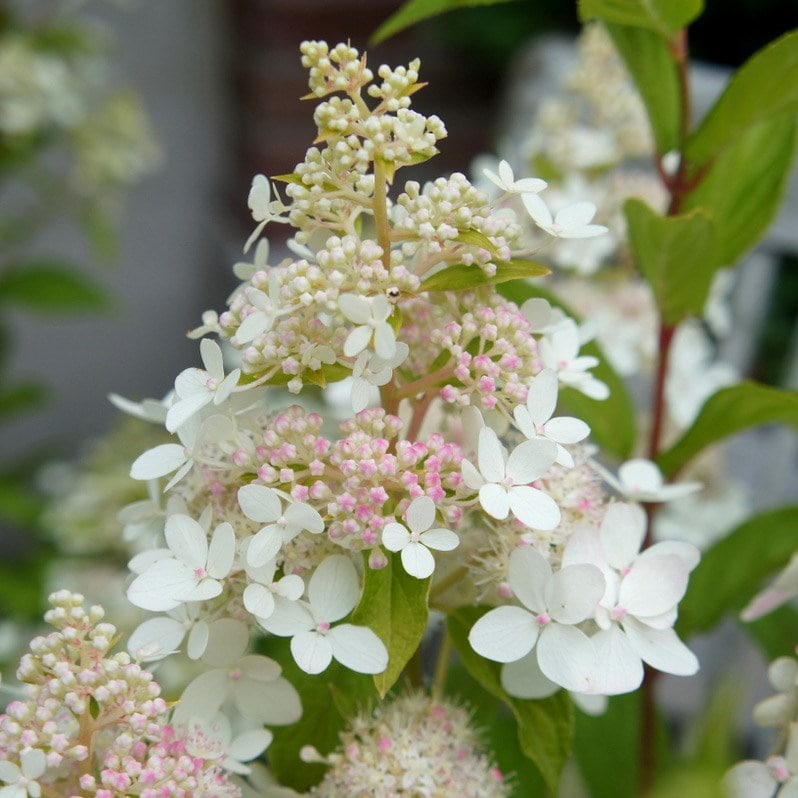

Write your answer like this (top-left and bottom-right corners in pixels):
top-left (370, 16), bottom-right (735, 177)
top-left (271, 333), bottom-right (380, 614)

top-left (579, 0), bottom-right (702, 36)
top-left (686, 30), bottom-right (798, 165)
top-left (0, 380), bottom-right (49, 421)
top-left (262, 636), bottom-right (377, 791)
top-left (421, 259), bottom-right (549, 293)
top-left (625, 199), bottom-right (716, 325)
top-left (682, 114), bottom-right (796, 267)
top-left (657, 382), bottom-right (798, 477)
top-left (352, 552), bottom-right (430, 698)
top-left (371, 0), bottom-right (517, 45)
top-left (498, 280), bottom-right (637, 459)
top-left (0, 261), bottom-right (111, 314)
top-left (676, 506), bottom-right (798, 639)
top-left (603, 22), bottom-right (681, 154)
top-left (448, 607), bottom-right (574, 793)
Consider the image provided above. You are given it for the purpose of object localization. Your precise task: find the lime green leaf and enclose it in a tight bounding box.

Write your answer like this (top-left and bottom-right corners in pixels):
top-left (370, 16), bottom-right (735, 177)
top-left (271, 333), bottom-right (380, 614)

top-left (579, 0), bottom-right (702, 36)
top-left (603, 22), bottom-right (681, 153)
top-left (746, 605), bottom-right (798, 661)
top-left (421, 259), bottom-right (549, 293)
top-left (686, 30), bottom-right (798, 165)
top-left (657, 382), bottom-right (798, 477)
top-left (0, 261), bottom-right (111, 314)
top-left (625, 199), bottom-right (716, 325)
top-left (352, 552), bottom-right (430, 698)
top-left (448, 607), bottom-right (574, 793)
top-left (682, 114), bottom-right (796, 267)
top-left (0, 380), bottom-right (49, 420)
top-left (263, 636), bottom-right (377, 791)
top-left (456, 228), bottom-right (500, 257)
top-left (677, 506), bottom-right (798, 639)
top-left (371, 0), bottom-right (517, 45)
top-left (498, 280), bottom-right (637, 459)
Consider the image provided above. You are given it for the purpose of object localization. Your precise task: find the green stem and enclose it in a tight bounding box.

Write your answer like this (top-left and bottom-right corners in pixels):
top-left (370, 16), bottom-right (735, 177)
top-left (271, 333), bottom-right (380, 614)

top-left (372, 157), bottom-right (392, 273)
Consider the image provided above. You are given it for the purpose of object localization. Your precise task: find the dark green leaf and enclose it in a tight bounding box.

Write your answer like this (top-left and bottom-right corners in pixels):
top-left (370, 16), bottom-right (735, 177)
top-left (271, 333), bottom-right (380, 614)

top-left (0, 380), bottom-right (49, 421)
top-left (579, 0), bottom-right (702, 36)
top-left (448, 607), bottom-right (574, 793)
top-left (657, 381), bottom-right (798, 477)
top-left (683, 114), bottom-right (796, 267)
top-left (603, 22), bottom-right (681, 154)
top-left (352, 552), bottom-right (430, 698)
top-left (421, 258), bottom-right (549, 293)
top-left (624, 199), bottom-right (716, 324)
top-left (677, 506), bottom-right (798, 638)
top-left (499, 280), bottom-right (637, 459)
top-left (0, 477), bottom-right (42, 527)
top-left (0, 260), bottom-right (111, 314)
top-left (371, 0), bottom-right (517, 45)
top-left (746, 605), bottom-right (798, 661)
top-left (686, 30), bottom-right (798, 165)
top-left (263, 636), bottom-right (377, 791)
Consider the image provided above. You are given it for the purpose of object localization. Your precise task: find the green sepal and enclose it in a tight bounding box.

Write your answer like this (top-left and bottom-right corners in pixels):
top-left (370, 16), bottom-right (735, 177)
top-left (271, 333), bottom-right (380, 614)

top-left (676, 505), bottom-right (798, 639)
top-left (448, 606), bottom-right (575, 794)
top-left (656, 381), bottom-right (798, 477)
top-left (685, 29), bottom-right (798, 165)
top-left (421, 258), bottom-right (549, 293)
top-left (624, 199), bottom-right (716, 325)
top-left (351, 551), bottom-right (431, 698)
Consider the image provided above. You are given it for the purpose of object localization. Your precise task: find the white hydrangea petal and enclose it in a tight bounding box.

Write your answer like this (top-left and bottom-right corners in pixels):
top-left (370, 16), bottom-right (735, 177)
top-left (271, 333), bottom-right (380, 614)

top-left (0, 762), bottom-right (22, 784)
top-left (187, 620), bottom-right (210, 660)
top-left (559, 223), bottom-right (608, 240)
top-left (235, 311), bottom-right (272, 344)
top-left (128, 548), bottom-right (171, 574)
top-left (526, 369), bottom-right (558, 425)
top-left (401, 541), bottom-right (436, 579)
top-left (639, 540), bottom-right (700, 572)
top-left (623, 617), bottom-right (698, 675)
top-left (501, 649), bottom-right (559, 700)
top-left (247, 527), bottom-right (283, 568)
top-left (344, 325), bottom-right (372, 358)
top-left (477, 427), bottom-right (507, 483)
top-left (329, 624), bottom-right (389, 674)
top-left (461, 459), bottom-right (484, 490)
top-left (181, 578), bottom-right (223, 603)
top-left (769, 657), bottom-right (798, 692)
top-left (536, 623), bottom-right (597, 693)
top-left (202, 619), bottom-right (250, 667)
top-left (20, 749), bottom-right (46, 780)
top-left (508, 547), bottom-right (551, 613)
top-left (128, 617), bottom-right (186, 662)
top-left (754, 693), bottom-right (794, 727)
top-left (309, 555), bottom-right (360, 622)
top-left (382, 522), bottom-right (410, 552)
top-left (165, 514), bottom-right (208, 569)
top-left (244, 584), bottom-right (276, 619)
top-left (338, 294), bottom-right (371, 324)
top-left (600, 503), bottom-right (647, 570)
top-left (285, 501), bottom-right (325, 534)
top-left (522, 191), bottom-right (553, 228)
top-left (127, 560), bottom-right (193, 612)
top-left (164, 460), bottom-right (195, 492)
top-left (234, 676), bottom-right (302, 725)
top-left (166, 391), bottom-right (213, 433)
top-left (497, 159), bottom-right (514, 187)
top-left (228, 729), bottom-right (273, 763)
top-left (130, 444), bottom-right (187, 480)
top-left (619, 555), bottom-right (688, 617)
top-left (258, 597), bottom-right (315, 637)
top-left (248, 174), bottom-right (271, 220)
top-left (238, 484), bottom-right (281, 523)
top-left (214, 368), bottom-right (241, 405)
top-left (592, 625), bottom-right (644, 695)
top-left (555, 201), bottom-right (596, 230)
top-left (544, 416), bottom-right (590, 444)
top-left (374, 322), bottom-right (397, 360)
top-left (479, 483), bottom-right (511, 520)
top-left (406, 496), bottom-right (435, 534)
top-left (351, 378), bottom-right (372, 413)
top-left (174, 367), bottom-right (208, 399)
top-left (468, 606), bottom-right (539, 663)
top-left (562, 528), bottom-right (608, 571)
top-left (239, 654), bottom-right (282, 682)
top-left (291, 630), bottom-right (333, 674)
top-left (419, 528), bottom-right (459, 552)
top-left (651, 482), bottom-right (703, 501)
top-left (506, 438), bottom-right (557, 484)
top-left (207, 522), bottom-right (236, 579)
top-left (724, 761), bottom-right (777, 798)
top-left (641, 607), bottom-right (678, 629)
top-left (545, 564), bottom-right (605, 625)
top-left (267, 581), bottom-right (299, 609)
top-left (513, 405), bottom-right (536, 440)
top-left (199, 337), bottom-right (224, 380)
top-left (554, 444), bottom-right (575, 469)
top-left (173, 669), bottom-right (229, 726)
top-left (508, 485), bottom-right (561, 531)
top-left (619, 459), bottom-right (663, 492)
top-left (514, 176), bottom-right (547, 193)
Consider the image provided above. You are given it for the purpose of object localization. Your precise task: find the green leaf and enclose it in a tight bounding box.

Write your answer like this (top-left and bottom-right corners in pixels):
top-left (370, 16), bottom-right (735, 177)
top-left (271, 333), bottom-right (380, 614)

top-left (0, 260), bottom-right (111, 314)
top-left (579, 0), bottom-right (702, 36)
top-left (81, 205), bottom-right (119, 262)
top-left (352, 552), bottom-right (430, 698)
top-left (421, 259), bottom-right (549, 293)
top-left (263, 636), bottom-right (377, 791)
top-left (682, 114), bottom-right (796, 267)
top-left (371, 0), bottom-right (517, 45)
top-left (677, 506), bottom-right (798, 638)
top-left (686, 30), bottom-right (798, 165)
top-left (746, 605), bottom-right (798, 661)
top-left (0, 380), bottom-right (49, 421)
top-left (498, 280), bottom-right (637, 459)
top-left (448, 607), bottom-right (574, 793)
top-left (455, 228), bottom-right (500, 258)
top-left (624, 199), bottom-right (717, 325)
top-left (603, 22), bottom-right (682, 154)
top-left (0, 477), bottom-right (41, 527)
top-left (657, 381), bottom-right (798, 477)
